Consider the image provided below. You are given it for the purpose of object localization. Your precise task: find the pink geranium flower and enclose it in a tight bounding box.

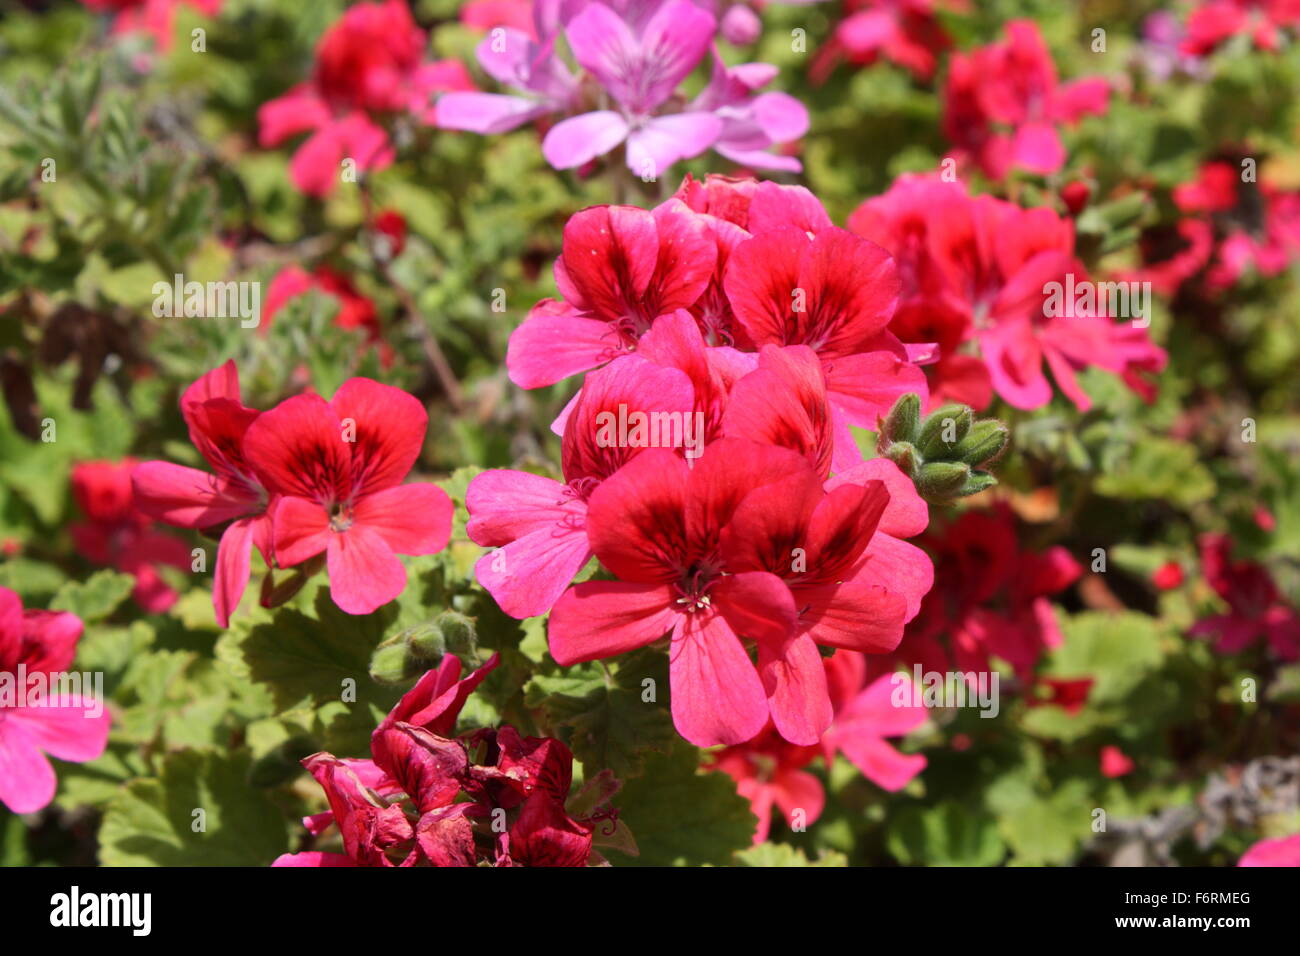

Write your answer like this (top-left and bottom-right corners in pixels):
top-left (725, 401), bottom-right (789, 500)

top-left (811, 0), bottom-right (958, 84)
top-left (1239, 833), bottom-right (1300, 867)
top-left (547, 430), bottom-right (933, 747)
top-left (81, 0), bottom-right (222, 53)
top-left (867, 504), bottom-right (1081, 695)
top-left (261, 265), bottom-right (394, 366)
top-left (133, 361), bottom-right (271, 627)
top-left (442, 0), bottom-right (808, 176)
top-left (0, 588), bottom-right (111, 814)
top-left (1177, 162), bottom-right (1300, 290)
top-left (942, 19), bottom-right (1109, 180)
top-left (711, 653), bottom-right (928, 842)
top-left (436, 3), bottom-right (582, 137)
top-left (459, 0), bottom-right (537, 36)
top-left (257, 0), bottom-right (474, 196)
top-left (71, 459), bottom-right (191, 614)
top-left (722, 197), bottom-right (926, 466)
top-left (467, 353), bottom-right (695, 618)
top-left (510, 177), bottom-right (927, 467)
top-left (242, 377), bottom-right (453, 616)
top-left (686, 53), bottom-right (809, 173)
top-left (548, 438), bottom-right (814, 747)
top-left (1190, 533), bottom-right (1300, 661)
top-left (506, 200), bottom-right (716, 388)
top-left (1100, 745), bottom-right (1135, 778)
top-left (1181, 0), bottom-right (1300, 55)
top-left (851, 173), bottom-right (1166, 411)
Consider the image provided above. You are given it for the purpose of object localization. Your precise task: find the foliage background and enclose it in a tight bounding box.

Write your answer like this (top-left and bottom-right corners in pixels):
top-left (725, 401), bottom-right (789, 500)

top-left (1, 0), bottom-right (1298, 866)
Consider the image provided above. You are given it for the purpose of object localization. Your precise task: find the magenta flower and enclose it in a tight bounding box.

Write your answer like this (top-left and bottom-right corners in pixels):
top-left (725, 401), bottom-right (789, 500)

top-left (467, 353), bottom-right (695, 618)
top-left (0, 588), bottom-right (111, 815)
top-left (506, 200), bottom-right (716, 388)
top-left (823, 663), bottom-right (929, 793)
top-left (688, 53), bottom-right (809, 173)
top-left (1239, 833), bottom-right (1300, 867)
top-left (508, 177), bottom-right (928, 468)
top-left (72, 459), bottom-right (192, 614)
top-left (274, 652), bottom-right (611, 867)
top-left (1182, 0), bottom-right (1300, 56)
top-left (443, 1), bottom-right (807, 177)
top-left (436, 6), bottom-right (581, 136)
top-left (242, 378), bottom-right (453, 616)
top-left (542, 1), bottom-right (722, 177)
top-left (710, 652), bottom-right (929, 842)
top-left (133, 361), bottom-right (271, 627)
top-left (721, 205), bottom-right (927, 467)
top-left (850, 173), bottom-right (1166, 412)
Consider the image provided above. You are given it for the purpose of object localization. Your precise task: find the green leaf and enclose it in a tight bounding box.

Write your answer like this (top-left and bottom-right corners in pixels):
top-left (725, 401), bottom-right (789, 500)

top-left (525, 647), bottom-right (676, 780)
top-left (991, 779), bottom-right (1091, 866)
top-left (99, 749), bottom-right (291, 866)
top-left (1042, 611), bottom-right (1165, 706)
top-left (0, 558), bottom-right (67, 600)
top-left (886, 801), bottom-right (1006, 866)
top-left (49, 570), bottom-right (135, 623)
top-left (217, 586), bottom-right (402, 756)
top-left (1095, 436), bottom-right (1215, 507)
top-left (0, 812), bottom-right (30, 867)
top-left (734, 843), bottom-right (848, 867)
top-left (602, 743), bottom-right (756, 867)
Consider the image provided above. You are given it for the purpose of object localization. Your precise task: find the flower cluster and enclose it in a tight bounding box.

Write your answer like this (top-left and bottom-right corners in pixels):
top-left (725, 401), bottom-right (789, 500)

top-left (1180, 0), bottom-right (1300, 56)
top-left (132, 362), bottom-right (453, 623)
top-left (275, 653), bottom-right (624, 867)
top-left (438, 0), bottom-right (809, 177)
top-left (811, 0), bottom-right (959, 83)
top-left (709, 650), bottom-right (929, 842)
top-left (80, 0), bottom-right (222, 54)
top-left (870, 504), bottom-right (1085, 696)
top-left (850, 173), bottom-right (1167, 411)
top-left (70, 459), bottom-right (191, 613)
top-left (257, 0), bottom-right (474, 195)
top-left (942, 19), bottom-right (1110, 180)
top-left (0, 588), bottom-right (110, 815)
top-left (472, 175), bottom-right (942, 749)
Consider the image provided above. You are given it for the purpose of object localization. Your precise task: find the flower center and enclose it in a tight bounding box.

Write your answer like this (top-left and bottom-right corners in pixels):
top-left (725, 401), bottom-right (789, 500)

top-left (329, 503), bottom-right (354, 533)
top-left (674, 563), bottom-right (720, 613)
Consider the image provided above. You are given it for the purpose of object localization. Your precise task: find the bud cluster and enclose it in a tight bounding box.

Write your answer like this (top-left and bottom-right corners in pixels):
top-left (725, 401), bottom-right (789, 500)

top-left (876, 394), bottom-right (1009, 505)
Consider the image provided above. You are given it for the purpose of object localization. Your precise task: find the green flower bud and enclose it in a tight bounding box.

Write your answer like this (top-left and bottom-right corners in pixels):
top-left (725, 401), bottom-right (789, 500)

top-left (405, 623), bottom-right (446, 661)
top-left (369, 641), bottom-right (422, 685)
top-left (435, 610), bottom-right (477, 656)
top-left (917, 404), bottom-right (973, 458)
top-left (952, 420), bottom-right (1009, 467)
top-left (880, 393), bottom-right (921, 445)
top-left (916, 460), bottom-right (970, 502)
top-left (884, 440), bottom-right (920, 476)
top-left (959, 471), bottom-right (998, 498)
top-left (1097, 191), bottom-right (1149, 230)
